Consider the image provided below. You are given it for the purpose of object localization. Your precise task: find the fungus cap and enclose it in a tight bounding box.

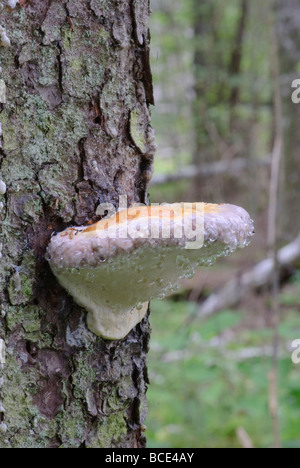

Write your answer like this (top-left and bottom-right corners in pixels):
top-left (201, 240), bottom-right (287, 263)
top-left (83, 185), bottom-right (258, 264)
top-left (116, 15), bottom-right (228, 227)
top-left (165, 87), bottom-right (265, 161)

top-left (47, 203), bottom-right (254, 340)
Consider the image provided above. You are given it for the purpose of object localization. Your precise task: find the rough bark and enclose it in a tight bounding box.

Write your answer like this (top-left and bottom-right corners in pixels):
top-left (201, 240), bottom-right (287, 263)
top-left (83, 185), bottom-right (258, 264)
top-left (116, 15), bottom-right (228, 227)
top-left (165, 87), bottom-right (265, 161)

top-left (0, 0), bottom-right (155, 448)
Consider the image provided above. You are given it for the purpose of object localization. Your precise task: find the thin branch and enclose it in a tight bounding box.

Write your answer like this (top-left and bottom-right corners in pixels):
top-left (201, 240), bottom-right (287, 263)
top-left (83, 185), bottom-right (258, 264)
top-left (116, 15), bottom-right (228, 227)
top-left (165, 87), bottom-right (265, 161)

top-left (267, 3), bottom-right (283, 449)
top-left (150, 156), bottom-right (271, 186)
top-left (236, 427), bottom-right (254, 449)
top-left (195, 232), bottom-right (300, 319)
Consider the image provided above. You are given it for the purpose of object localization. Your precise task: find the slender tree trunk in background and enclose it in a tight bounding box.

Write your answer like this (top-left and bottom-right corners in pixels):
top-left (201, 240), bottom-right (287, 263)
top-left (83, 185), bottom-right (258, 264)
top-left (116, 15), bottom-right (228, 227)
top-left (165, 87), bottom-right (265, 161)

top-left (192, 0), bottom-right (218, 201)
top-left (229, 0), bottom-right (249, 126)
top-left (0, 0), bottom-right (155, 448)
top-left (192, 0), bottom-right (214, 163)
top-left (276, 0), bottom-right (300, 240)
top-left (192, 0), bottom-right (249, 203)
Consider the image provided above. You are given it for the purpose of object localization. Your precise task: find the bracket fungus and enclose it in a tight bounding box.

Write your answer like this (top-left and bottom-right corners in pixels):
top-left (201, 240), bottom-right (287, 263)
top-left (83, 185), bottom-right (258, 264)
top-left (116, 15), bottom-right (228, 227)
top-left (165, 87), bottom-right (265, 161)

top-left (47, 203), bottom-right (254, 340)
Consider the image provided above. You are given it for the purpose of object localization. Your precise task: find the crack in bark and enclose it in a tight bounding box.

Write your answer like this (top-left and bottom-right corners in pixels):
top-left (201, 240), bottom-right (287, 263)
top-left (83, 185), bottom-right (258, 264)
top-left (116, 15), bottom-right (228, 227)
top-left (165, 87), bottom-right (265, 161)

top-left (0, 149), bottom-right (6, 173)
top-left (76, 138), bottom-right (87, 185)
top-left (41, 0), bottom-right (56, 24)
top-left (56, 41), bottom-right (64, 98)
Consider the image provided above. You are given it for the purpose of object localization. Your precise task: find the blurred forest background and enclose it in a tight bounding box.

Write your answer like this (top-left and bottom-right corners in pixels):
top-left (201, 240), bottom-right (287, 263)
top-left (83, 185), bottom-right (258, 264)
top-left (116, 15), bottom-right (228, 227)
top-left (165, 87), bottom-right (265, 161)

top-left (146, 0), bottom-right (300, 448)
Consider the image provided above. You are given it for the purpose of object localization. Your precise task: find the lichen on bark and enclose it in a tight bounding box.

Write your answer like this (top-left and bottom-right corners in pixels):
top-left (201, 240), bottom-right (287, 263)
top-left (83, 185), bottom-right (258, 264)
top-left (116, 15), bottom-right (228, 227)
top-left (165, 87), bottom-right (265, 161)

top-left (0, 0), bottom-right (155, 448)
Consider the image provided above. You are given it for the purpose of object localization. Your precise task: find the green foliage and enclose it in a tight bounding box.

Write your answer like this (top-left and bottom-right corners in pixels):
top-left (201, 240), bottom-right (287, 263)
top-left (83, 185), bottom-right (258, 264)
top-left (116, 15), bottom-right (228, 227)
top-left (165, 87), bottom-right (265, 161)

top-left (146, 0), bottom-right (300, 449)
top-left (146, 272), bottom-right (300, 448)
top-left (149, 0), bottom-right (273, 198)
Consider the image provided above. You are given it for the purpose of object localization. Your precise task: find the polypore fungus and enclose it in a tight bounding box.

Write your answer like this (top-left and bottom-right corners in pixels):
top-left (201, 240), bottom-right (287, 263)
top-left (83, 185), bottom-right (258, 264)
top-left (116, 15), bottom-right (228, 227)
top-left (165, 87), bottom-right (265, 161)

top-left (47, 203), bottom-right (254, 340)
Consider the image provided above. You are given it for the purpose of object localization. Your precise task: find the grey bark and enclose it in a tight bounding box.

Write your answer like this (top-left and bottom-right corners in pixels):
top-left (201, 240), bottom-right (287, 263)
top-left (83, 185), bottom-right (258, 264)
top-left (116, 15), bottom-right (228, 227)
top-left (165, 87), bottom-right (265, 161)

top-left (0, 0), bottom-right (155, 448)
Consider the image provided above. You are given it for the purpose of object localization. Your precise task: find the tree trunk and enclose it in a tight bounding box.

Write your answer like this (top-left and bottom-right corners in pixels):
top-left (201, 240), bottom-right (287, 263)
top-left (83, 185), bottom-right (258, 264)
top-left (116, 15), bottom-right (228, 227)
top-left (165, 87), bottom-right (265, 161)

top-left (0, 0), bottom-right (155, 448)
top-left (276, 0), bottom-right (300, 240)
top-left (229, 0), bottom-right (249, 123)
top-left (192, 0), bottom-right (219, 201)
top-left (192, 0), bottom-right (214, 167)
